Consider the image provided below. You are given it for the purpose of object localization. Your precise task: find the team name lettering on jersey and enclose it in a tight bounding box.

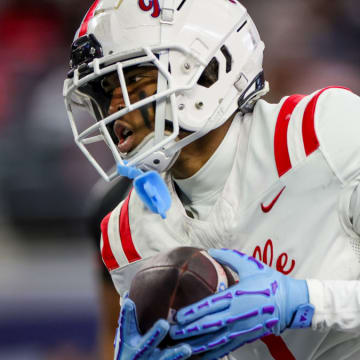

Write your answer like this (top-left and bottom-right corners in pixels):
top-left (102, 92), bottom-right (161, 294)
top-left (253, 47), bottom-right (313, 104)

top-left (139, 0), bottom-right (160, 18)
top-left (253, 239), bottom-right (296, 275)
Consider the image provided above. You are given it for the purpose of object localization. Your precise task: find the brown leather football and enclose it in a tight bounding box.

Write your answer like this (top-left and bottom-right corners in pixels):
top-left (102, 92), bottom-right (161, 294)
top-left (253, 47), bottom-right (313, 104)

top-left (129, 246), bottom-right (236, 358)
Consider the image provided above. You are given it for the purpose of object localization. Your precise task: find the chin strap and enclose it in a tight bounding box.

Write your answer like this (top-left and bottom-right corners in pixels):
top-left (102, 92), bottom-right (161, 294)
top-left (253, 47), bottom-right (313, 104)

top-left (237, 71), bottom-right (269, 114)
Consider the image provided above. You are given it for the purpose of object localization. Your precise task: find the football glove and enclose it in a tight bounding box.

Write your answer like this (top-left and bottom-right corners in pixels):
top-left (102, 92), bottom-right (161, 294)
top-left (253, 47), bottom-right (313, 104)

top-left (170, 248), bottom-right (314, 359)
top-left (114, 296), bottom-right (192, 360)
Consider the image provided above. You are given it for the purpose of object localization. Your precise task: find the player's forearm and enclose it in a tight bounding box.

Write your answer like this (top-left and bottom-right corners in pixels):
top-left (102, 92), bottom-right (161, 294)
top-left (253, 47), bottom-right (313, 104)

top-left (307, 279), bottom-right (360, 332)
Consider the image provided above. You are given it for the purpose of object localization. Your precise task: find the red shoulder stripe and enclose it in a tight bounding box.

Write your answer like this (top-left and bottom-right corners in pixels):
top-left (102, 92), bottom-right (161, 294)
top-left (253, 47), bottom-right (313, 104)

top-left (119, 190), bottom-right (141, 263)
top-left (302, 86), bottom-right (350, 156)
top-left (100, 211), bottom-right (120, 271)
top-left (274, 94), bottom-right (305, 177)
top-left (79, 0), bottom-right (100, 38)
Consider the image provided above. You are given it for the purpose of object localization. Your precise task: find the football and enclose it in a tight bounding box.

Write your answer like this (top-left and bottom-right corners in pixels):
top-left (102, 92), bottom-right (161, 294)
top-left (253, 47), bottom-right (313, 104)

top-left (129, 246), bottom-right (236, 356)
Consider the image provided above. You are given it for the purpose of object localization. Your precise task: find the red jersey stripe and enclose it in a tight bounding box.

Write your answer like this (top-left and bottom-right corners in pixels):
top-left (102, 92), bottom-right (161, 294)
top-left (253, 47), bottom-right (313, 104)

top-left (302, 86), bottom-right (350, 156)
top-left (261, 334), bottom-right (296, 360)
top-left (79, 0), bottom-right (100, 38)
top-left (274, 94), bottom-right (305, 177)
top-left (119, 191), bottom-right (142, 263)
top-left (100, 211), bottom-right (120, 271)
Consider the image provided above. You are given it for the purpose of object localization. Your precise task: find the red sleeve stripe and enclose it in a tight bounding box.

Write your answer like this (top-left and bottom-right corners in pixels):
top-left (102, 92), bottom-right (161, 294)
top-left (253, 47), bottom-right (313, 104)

top-left (302, 86), bottom-right (350, 156)
top-left (100, 211), bottom-right (120, 271)
top-left (274, 94), bottom-right (305, 177)
top-left (79, 0), bottom-right (100, 38)
top-left (119, 191), bottom-right (142, 263)
top-left (261, 334), bottom-right (296, 360)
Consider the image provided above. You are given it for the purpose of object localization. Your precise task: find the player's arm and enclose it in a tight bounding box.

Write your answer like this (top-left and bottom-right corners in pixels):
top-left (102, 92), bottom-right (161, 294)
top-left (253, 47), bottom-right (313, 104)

top-left (307, 279), bottom-right (360, 332)
top-left (307, 88), bottom-right (360, 333)
top-left (308, 180), bottom-right (360, 332)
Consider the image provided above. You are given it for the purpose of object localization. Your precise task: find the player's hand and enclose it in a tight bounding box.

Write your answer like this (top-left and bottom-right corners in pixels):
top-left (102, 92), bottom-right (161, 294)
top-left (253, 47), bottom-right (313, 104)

top-left (170, 248), bottom-right (314, 359)
top-left (114, 296), bottom-right (192, 360)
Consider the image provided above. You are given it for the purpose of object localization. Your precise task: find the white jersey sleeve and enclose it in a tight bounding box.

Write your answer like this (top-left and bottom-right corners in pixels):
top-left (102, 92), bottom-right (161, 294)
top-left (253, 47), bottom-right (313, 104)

top-left (314, 87), bottom-right (360, 183)
top-left (305, 87), bottom-right (360, 333)
top-left (308, 279), bottom-right (360, 332)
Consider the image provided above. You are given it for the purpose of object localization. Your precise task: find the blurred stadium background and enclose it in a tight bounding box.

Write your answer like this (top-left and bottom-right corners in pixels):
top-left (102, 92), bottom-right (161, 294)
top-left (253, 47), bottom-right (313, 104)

top-left (0, 0), bottom-right (359, 359)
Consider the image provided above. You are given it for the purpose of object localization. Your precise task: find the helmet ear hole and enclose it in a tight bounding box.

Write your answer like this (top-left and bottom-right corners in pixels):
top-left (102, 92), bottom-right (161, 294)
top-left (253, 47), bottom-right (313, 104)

top-left (197, 57), bottom-right (219, 88)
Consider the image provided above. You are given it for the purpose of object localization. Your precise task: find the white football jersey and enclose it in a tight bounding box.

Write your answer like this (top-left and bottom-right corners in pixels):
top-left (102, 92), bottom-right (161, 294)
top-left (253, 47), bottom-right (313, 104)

top-left (101, 87), bottom-right (360, 359)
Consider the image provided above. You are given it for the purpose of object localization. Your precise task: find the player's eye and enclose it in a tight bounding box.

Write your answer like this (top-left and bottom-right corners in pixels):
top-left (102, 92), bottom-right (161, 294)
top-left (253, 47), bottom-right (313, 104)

top-left (101, 78), bottom-right (110, 89)
top-left (101, 74), bottom-right (120, 93)
top-left (126, 75), bottom-right (144, 85)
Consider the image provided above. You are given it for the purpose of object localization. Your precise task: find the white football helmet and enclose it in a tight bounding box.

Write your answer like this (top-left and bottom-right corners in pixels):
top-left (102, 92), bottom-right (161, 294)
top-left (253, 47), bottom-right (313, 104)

top-left (63, 0), bottom-right (268, 181)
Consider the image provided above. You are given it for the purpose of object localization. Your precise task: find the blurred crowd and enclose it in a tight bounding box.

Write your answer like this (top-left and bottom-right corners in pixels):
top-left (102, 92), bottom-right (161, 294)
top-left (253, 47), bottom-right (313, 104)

top-left (0, 0), bottom-right (359, 359)
top-left (0, 0), bottom-right (99, 229)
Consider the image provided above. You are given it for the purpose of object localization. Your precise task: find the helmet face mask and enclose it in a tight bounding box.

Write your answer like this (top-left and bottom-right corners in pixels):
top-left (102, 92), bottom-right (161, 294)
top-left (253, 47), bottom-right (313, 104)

top-left (64, 0), bottom-right (268, 181)
top-left (65, 46), bottom-right (193, 180)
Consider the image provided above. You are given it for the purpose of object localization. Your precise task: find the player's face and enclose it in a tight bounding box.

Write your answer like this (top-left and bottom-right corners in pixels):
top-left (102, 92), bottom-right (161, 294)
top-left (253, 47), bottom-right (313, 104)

top-left (106, 67), bottom-right (158, 154)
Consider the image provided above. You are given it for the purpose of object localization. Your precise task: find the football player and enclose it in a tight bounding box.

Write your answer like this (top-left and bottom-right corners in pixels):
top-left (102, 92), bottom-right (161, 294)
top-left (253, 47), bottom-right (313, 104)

top-left (63, 0), bottom-right (360, 359)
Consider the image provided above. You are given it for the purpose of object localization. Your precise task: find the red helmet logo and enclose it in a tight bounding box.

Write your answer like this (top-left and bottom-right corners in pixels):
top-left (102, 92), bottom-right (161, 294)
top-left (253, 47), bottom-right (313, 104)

top-left (139, 0), bottom-right (161, 18)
